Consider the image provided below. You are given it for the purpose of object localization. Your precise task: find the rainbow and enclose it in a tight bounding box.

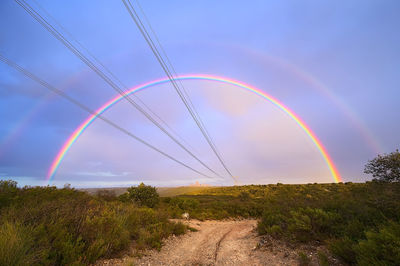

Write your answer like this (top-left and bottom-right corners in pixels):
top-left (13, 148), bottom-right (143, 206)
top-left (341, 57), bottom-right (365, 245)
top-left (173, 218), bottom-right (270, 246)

top-left (47, 75), bottom-right (342, 183)
top-left (219, 44), bottom-right (382, 154)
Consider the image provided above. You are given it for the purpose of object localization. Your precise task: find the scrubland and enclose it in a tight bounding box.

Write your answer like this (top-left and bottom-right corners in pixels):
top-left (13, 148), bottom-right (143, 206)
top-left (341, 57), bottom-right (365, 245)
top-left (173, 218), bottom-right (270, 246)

top-left (1, 180), bottom-right (399, 265)
top-left (164, 182), bottom-right (400, 265)
top-left (0, 180), bottom-right (185, 265)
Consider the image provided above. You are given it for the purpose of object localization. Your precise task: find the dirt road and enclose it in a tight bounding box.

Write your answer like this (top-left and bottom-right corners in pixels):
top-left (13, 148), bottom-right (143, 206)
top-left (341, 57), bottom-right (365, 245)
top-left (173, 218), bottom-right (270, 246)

top-left (97, 219), bottom-right (304, 265)
top-left (136, 220), bottom-right (263, 265)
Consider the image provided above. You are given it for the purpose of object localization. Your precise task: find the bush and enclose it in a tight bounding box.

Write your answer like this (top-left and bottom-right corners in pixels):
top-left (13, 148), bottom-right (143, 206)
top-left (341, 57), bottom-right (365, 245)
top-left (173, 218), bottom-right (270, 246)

top-left (0, 181), bottom-right (187, 265)
top-left (127, 183), bottom-right (159, 208)
top-left (231, 182), bottom-right (400, 264)
top-left (0, 222), bottom-right (36, 265)
top-left (355, 221), bottom-right (400, 265)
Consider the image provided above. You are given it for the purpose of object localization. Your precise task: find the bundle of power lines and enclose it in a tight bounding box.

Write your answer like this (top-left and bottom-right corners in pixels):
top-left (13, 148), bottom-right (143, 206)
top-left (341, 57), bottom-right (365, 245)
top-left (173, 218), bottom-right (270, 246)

top-left (2, 0), bottom-right (235, 182)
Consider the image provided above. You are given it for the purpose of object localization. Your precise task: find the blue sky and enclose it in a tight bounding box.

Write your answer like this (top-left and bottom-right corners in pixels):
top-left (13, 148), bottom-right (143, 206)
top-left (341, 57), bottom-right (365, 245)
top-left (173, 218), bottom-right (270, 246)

top-left (0, 0), bottom-right (399, 187)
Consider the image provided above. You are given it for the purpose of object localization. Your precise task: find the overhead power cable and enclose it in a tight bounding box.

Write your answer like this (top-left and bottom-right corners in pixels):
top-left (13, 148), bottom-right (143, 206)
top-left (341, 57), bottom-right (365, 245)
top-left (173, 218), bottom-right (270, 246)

top-left (15, 0), bottom-right (221, 178)
top-left (133, 0), bottom-right (220, 157)
top-left (30, 0), bottom-right (198, 154)
top-left (0, 53), bottom-right (214, 179)
top-left (122, 0), bottom-right (235, 179)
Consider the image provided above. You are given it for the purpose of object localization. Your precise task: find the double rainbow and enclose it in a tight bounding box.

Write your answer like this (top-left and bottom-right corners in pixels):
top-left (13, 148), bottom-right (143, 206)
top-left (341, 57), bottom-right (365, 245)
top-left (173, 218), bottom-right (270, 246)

top-left (47, 75), bottom-right (341, 183)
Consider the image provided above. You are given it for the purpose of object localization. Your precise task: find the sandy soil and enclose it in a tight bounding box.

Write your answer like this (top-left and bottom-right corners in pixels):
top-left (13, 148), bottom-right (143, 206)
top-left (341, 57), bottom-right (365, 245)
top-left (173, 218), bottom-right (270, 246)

top-left (133, 219), bottom-right (267, 265)
top-left (96, 219), bottom-right (341, 266)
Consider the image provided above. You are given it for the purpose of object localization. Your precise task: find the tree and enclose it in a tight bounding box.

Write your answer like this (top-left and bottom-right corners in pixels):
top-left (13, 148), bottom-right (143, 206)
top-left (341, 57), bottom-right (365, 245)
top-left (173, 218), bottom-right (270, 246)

top-left (127, 183), bottom-right (159, 208)
top-left (364, 150), bottom-right (400, 182)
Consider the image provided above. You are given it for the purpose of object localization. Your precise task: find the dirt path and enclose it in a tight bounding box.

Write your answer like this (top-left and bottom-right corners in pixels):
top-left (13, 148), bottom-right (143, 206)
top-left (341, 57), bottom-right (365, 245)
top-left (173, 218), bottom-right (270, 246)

top-left (97, 219), bottom-right (304, 266)
top-left (134, 219), bottom-right (265, 265)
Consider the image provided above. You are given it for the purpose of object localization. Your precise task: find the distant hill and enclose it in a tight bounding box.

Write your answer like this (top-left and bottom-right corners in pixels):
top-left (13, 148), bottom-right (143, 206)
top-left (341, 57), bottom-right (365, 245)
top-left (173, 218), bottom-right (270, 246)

top-left (80, 186), bottom-right (213, 197)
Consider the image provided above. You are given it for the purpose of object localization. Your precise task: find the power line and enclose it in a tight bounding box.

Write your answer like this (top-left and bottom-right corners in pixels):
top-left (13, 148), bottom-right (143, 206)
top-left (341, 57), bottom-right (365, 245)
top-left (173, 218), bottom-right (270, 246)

top-left (122, 0), bottom-right (235, 179)
top-left (15, 0), bottom-right (221, 178)
top-left (30, 0), bottom-right (198, 154)
top-left (134, 0), bottom-right (219, 157)
top-left (124, 0), bottom-right (233, 178)
top-left (0, 53), bottom-right (215, 179)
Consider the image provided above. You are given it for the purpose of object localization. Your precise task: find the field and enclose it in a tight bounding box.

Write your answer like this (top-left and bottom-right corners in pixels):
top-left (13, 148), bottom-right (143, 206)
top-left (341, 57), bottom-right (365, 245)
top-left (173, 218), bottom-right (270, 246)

top-left (1, 180), bottom-right (399, 265)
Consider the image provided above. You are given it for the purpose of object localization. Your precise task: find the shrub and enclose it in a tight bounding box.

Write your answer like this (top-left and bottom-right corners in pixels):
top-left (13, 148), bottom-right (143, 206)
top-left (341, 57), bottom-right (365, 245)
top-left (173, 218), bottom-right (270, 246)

top-left (239, 191), bottom-right (250, 201)
top-left (127, 183), bottom-right (159, 208)
top-left (0, 222), bottom-right (36, 266)
top-left (172, 222), bottom-right (187, 235)
top-left (0, 181), bottom-right (187, 265)
top-left (329, 237), bottom-right (357, 264)
top-left (355, 221), bottom-right (400, 265)
top-left (288, 209), bottom-right (312, 241)
top-left (118, 192), bottom-right (130, 202)
top-left (169, 197), bottom-right (199, 211)
top-left (257, 210), bottom-right (285, 235)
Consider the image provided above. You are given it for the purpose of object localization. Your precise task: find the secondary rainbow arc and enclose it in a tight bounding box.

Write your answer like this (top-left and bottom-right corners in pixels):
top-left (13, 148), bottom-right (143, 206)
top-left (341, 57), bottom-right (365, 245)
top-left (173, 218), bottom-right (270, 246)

top-left (47, 75), bottom-right (341, 183)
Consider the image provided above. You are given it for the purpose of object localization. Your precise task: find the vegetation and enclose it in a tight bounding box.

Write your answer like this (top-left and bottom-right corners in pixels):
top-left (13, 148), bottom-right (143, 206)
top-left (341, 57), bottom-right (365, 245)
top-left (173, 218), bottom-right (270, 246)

top-left (364, 149), bottom-right (400, 182)
top-left (166, 182), bottom-right (400, 265)
top-left (1, 175), bottom-right (399, 265)
top-left (0, 180), bottom-right (186, 265)
top-left (156, 186), bottom-right (211, 197)
top-left (161, 193), bottom-right (263, 220)
top-left (126, 182), bottom-right (160, 208)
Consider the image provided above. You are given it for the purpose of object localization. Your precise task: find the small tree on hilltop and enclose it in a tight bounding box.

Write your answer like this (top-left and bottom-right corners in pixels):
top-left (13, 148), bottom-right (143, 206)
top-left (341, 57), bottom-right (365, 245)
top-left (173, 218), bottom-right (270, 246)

top-left (127, 182), bottom-right (159, 208)
top-left (364, 150), bottom-right (400, 182)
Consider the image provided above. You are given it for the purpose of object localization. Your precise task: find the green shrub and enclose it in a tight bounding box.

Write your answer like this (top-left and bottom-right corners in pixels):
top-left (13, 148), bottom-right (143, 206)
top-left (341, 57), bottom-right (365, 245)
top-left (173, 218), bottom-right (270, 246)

top-left (118, 192), bottom-right (130, 202)
top-left (288, 209), bottom-right (312, 241)
top-left (127, 183), bottom-right (159, 208)
top-left (0, 222), bottom-right (36, 266)
top-left (239, 191), bottom-right (250, 201)
top-left (355, 221), bottom-right (400, 265)
top-left (0, 181), bottom-right (187, 265)
top-left (329, 237), bottom-right (357, 264)
top-left (257, 209), bottom-right (285, 235)
top-left (81, 204), bottom-right (130, 262)
top-left (169, 197), bottom-right (199, 212)
top-left (172, 222), bottom-right (187, 235)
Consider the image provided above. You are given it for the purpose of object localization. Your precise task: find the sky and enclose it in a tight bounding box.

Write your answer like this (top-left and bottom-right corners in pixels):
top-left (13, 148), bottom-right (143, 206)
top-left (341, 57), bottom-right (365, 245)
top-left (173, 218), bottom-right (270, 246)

top-left (0, 0), bottom-right (399, 187)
